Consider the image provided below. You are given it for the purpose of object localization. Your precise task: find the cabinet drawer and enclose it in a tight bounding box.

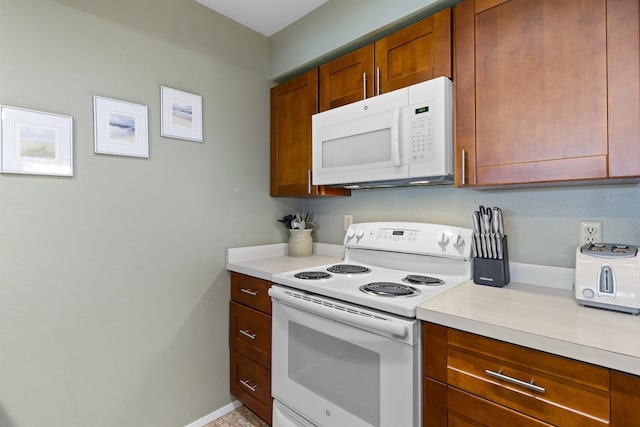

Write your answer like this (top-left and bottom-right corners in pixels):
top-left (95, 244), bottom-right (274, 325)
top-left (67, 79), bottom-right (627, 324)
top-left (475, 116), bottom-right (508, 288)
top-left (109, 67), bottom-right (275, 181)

top-left (229, 301), bottom-right (271, 368)
top-left (447, 329), bottom-right (610, 426)
top-left (448, 387), bottom-right (552, 427)
top-left (230, 272), bottom-right (272, 314)
top-left (230, 349), bottom-right (272, 424)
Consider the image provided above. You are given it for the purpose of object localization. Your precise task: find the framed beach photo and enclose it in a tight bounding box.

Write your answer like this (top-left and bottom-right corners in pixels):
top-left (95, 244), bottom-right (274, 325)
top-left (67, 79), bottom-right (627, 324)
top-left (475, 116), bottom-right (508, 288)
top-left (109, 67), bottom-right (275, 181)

top-left (160, 86), bottom-right (203, 142)
top-left (93, 95), bottom-right (149, 158)
top-left (0, 105), bottom-right (73, 176)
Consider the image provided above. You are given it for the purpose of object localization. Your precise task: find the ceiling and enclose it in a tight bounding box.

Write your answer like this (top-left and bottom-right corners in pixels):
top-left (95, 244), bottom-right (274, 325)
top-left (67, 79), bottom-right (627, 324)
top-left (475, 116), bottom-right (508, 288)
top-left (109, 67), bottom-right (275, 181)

top-left (193, 0), bottom-right (330, 37)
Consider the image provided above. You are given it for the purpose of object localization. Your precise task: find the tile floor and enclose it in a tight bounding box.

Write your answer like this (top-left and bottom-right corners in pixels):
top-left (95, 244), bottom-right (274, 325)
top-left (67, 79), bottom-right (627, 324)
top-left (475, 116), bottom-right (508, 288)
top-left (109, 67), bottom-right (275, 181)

top-left (205, 405), bottom-right (269, 427)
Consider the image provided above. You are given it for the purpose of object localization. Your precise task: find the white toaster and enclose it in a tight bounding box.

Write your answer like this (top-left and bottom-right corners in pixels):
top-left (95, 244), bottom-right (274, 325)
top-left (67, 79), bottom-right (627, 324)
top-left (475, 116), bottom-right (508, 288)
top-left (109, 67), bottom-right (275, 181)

top-left (575, 243), bottom-right (640, 314)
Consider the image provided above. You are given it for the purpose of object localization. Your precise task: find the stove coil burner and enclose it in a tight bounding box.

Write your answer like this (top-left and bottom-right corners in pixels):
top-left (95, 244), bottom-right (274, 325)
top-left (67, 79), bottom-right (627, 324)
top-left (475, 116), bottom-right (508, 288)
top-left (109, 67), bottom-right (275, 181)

top-left (402, 275), bottom-right (445, 286)
top-left (294, 271), bottom-right (332, 280)
top-left (327, 264), bottom-right (371, 274)
top-left (360, 282), bottom-right (421, 297)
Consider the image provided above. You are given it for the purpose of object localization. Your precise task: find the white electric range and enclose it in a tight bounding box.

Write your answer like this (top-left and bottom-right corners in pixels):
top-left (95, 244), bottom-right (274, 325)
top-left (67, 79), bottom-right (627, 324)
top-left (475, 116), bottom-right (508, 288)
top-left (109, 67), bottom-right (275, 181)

top-left (269, 222), bottom-right (473, 427)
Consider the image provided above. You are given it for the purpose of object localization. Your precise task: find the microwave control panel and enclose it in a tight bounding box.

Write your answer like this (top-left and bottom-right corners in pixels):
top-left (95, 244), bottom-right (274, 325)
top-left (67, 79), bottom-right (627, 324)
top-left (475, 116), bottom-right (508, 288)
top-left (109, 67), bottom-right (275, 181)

top-left (407, 103), bottom-right (435, 164)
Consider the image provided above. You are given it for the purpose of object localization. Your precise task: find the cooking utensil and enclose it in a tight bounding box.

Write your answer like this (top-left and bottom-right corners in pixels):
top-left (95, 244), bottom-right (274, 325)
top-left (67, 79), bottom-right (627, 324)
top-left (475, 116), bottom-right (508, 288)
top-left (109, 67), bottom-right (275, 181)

top-left (472, 211), bottom-right (481, 233)
top-left (492, 207), bottom-right (504, 235)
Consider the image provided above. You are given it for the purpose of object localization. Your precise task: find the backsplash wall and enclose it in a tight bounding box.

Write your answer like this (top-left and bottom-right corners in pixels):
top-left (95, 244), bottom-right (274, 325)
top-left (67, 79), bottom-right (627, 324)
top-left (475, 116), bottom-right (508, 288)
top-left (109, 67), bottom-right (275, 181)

top-left (305, 183), bottom-right (640, 268)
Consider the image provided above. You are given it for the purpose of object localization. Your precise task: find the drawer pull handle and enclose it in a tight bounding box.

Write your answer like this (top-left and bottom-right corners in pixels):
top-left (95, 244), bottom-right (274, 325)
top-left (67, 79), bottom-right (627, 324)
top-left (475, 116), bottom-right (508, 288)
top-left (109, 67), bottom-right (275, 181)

top-left (485, 369), bottom-right (546, 394)
top-left (240, 288), bottom-right (258, 296)
top-left (240, 379), bottom-right (258, 392)
top-left (239, 329), bottom-right (256, 340)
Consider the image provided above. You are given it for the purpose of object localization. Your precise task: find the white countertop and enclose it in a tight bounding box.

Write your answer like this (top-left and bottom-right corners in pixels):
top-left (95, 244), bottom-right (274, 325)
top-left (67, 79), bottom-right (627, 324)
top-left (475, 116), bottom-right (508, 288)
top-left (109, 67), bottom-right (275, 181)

top-left (417, 279), bottom-right (640, 376)
top-left (226, 242), bottom-right (344, 281)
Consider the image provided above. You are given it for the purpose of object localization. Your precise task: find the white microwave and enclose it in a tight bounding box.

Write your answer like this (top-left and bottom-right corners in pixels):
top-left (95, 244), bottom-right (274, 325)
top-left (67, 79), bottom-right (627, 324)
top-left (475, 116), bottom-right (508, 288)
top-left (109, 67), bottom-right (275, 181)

top-left (312, 76), bottom-right (453, 189)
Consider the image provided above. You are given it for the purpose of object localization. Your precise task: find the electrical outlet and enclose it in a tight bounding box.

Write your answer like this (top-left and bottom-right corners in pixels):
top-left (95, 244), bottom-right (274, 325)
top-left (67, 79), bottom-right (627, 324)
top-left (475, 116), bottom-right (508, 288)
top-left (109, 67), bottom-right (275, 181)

top-left (344, 214), bottom-right (353, 231)
top-left (579, 220), bottom-right (603, 245)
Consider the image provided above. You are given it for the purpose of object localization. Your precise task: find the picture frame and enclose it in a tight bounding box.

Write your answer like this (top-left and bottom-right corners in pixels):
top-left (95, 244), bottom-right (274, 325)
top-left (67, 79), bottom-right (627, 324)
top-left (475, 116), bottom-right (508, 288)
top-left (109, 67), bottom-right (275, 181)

top-left (0, 105), bottom-right (74, 176)
top-left (93, 95), bottom-right (149, 158)
top-left (160, 85), bottom-right (203, 142)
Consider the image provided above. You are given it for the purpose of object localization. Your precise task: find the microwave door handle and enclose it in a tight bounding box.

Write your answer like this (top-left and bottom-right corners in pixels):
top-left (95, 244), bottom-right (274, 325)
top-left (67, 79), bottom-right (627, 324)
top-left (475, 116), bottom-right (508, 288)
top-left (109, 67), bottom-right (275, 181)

top-left (391, 107), bottom-right (402, 166)
top-left (363, 72), bottom-right (367, 100)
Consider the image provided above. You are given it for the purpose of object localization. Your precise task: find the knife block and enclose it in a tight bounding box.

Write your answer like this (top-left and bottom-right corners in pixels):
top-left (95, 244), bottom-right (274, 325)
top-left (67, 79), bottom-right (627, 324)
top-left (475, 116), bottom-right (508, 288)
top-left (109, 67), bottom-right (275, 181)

top-left (473, 235), bottom-right (510, 287)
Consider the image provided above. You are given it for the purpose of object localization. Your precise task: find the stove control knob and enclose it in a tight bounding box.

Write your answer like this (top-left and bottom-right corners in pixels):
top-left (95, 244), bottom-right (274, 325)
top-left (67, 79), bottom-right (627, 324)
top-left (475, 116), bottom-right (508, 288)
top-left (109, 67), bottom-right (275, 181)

top-left (346, 228), bottom-right (356, 239)
top-left (438, 232), bottom-right (449, 246)
top-left (356, 228), bottom-right (365, 239)
top-left (453, 233), bottom-right (465, 248)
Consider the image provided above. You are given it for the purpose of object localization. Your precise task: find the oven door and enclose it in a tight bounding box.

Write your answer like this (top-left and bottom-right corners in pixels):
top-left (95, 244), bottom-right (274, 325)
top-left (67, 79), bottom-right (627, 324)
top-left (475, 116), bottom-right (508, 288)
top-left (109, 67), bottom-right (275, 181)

top-left (269, 286), bottom-right (420, 427)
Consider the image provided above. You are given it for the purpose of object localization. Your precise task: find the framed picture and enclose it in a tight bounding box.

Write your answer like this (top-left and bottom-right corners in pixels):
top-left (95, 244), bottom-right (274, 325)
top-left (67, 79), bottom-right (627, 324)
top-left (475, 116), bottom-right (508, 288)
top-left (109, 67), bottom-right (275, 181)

top-left (0, 105), bottom-right (73, 176)
top-left (160, 85), bottom-right (203, 142)
top-left (93, 95), bottom-right (149, 158)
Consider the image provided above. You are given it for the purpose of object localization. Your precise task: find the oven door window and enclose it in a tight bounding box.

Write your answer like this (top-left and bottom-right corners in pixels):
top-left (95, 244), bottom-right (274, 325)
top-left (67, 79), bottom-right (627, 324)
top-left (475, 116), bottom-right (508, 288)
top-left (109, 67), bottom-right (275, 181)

top-left (289, 322), bottom-right (380, 426)
top-left (271, 298), bottom-right (418, 427)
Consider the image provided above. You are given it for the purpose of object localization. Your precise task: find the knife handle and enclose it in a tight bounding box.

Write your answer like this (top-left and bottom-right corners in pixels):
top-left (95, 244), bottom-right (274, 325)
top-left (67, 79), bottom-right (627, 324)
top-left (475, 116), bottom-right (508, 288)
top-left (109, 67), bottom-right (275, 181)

top-left (473, 211), bottom-right (481, 233)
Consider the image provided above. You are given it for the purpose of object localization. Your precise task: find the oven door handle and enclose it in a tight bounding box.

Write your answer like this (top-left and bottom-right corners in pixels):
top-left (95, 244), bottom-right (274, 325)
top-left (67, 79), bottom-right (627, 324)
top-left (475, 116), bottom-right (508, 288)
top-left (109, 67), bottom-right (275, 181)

top-left (270, 288), bottom-right (408, 337)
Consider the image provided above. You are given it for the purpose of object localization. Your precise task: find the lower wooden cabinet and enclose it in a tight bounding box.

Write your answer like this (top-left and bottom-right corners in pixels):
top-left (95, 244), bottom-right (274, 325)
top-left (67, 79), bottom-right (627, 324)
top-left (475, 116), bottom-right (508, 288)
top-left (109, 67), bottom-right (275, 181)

top-left (447, 387), bottom-right (551, 427)
top-left (229, 301), bottom-right (271, 368)
top-left (423, 322), bottom-right (640, 427)
top-left (447, 328), bottom-right (609, 426)
top-left (229, 272), bottom-right (272, 424)
top-left (230, 349), bottom-right (272, 423)
top-left (611, 370), bottom-right (640, 426)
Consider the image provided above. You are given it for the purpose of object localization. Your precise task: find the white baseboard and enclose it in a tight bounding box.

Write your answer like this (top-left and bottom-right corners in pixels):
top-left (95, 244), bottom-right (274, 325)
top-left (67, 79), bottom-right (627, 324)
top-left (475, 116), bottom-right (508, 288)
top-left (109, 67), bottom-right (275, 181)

top-left (184, 400), bottom-right (243, 427)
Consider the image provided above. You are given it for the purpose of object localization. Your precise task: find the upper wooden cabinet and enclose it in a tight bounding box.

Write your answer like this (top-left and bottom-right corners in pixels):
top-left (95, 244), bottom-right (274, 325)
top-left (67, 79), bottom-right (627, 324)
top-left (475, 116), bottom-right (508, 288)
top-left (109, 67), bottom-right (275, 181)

top-left (270, 69), bottom-right (350, 197)
top-left (455, 0), bottom-right (640, 187)
top-left (319, 8), bottom-right (452, 111)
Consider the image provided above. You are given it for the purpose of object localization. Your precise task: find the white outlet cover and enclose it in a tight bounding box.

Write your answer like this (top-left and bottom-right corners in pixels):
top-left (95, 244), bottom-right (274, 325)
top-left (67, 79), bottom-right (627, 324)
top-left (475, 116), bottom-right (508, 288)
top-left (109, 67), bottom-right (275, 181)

top-left (579, 220), bottom-right (603, 244)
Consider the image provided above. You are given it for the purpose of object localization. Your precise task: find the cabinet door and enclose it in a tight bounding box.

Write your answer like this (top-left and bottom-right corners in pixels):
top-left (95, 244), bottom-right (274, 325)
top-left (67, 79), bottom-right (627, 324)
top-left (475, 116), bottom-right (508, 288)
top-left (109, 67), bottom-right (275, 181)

top-left (230, 272), bottom-right (272, 314)
top-left (270, 69), bottom-right (318, 196)
top-left (376, 8), bottom-right (452, 94)
top-left (455, 0), bottom-right (630, 186)
top-left (424, 378), bottom-right (447, 427)
top-left (611, 370), bottom-right (640, 426)
top-left (229, 301), bottom-right (271, 368)
top-left (230, 349), bottom-right (272, 424)
top-left (447, 328), bottom-right (610, 426)
top-left (319, 44), bottom-right (374, 111)
top-left (607, 0), bottom-right (640, 178)
top-left (448, 387), bottom-right (552, 427)
top-left (270, 69), bottom-right (350, 197)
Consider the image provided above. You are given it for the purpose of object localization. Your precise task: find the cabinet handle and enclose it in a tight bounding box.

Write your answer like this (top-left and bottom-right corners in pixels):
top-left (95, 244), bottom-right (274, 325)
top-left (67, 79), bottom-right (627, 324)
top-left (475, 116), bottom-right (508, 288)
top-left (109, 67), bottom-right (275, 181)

top-left (485, 369), bottom-right (546, 394)
top-left (240, 379), bottom-right (258, 392)
top-left (239, 329), bottom-right (256, 340)
top-left (363, 72), bottom-right (367, 100)
top-left (461, 149), bottom-right (466, 185)
top-left (307, 169), bottom-right (312, 194)
top-left (376, 67), bottom-right (381, 96)
top-left (240, 288), bottom-right (258, 296)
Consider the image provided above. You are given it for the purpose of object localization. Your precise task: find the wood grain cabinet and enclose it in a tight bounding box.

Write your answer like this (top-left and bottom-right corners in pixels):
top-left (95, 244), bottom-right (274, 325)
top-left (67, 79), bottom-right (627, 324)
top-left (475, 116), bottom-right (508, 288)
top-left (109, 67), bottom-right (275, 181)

top-left (454, 0), bottom-right (640, 187)
top-left (319, 8), bottom-right (452, 111)
top-left (270, 68), bottom-right (350, 197)
top-left (229, 272), bottom-right (273, 424)
top-left (421, 322), bottom-right (640, 427)
top-left (611, 370), bottom-right (640, 425)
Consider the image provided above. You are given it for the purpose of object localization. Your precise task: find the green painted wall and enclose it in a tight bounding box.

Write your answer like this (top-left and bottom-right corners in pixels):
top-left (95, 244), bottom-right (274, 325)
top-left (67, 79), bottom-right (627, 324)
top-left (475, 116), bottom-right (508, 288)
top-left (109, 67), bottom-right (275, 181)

top-left (0, 1), bottom-right (299, 426)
